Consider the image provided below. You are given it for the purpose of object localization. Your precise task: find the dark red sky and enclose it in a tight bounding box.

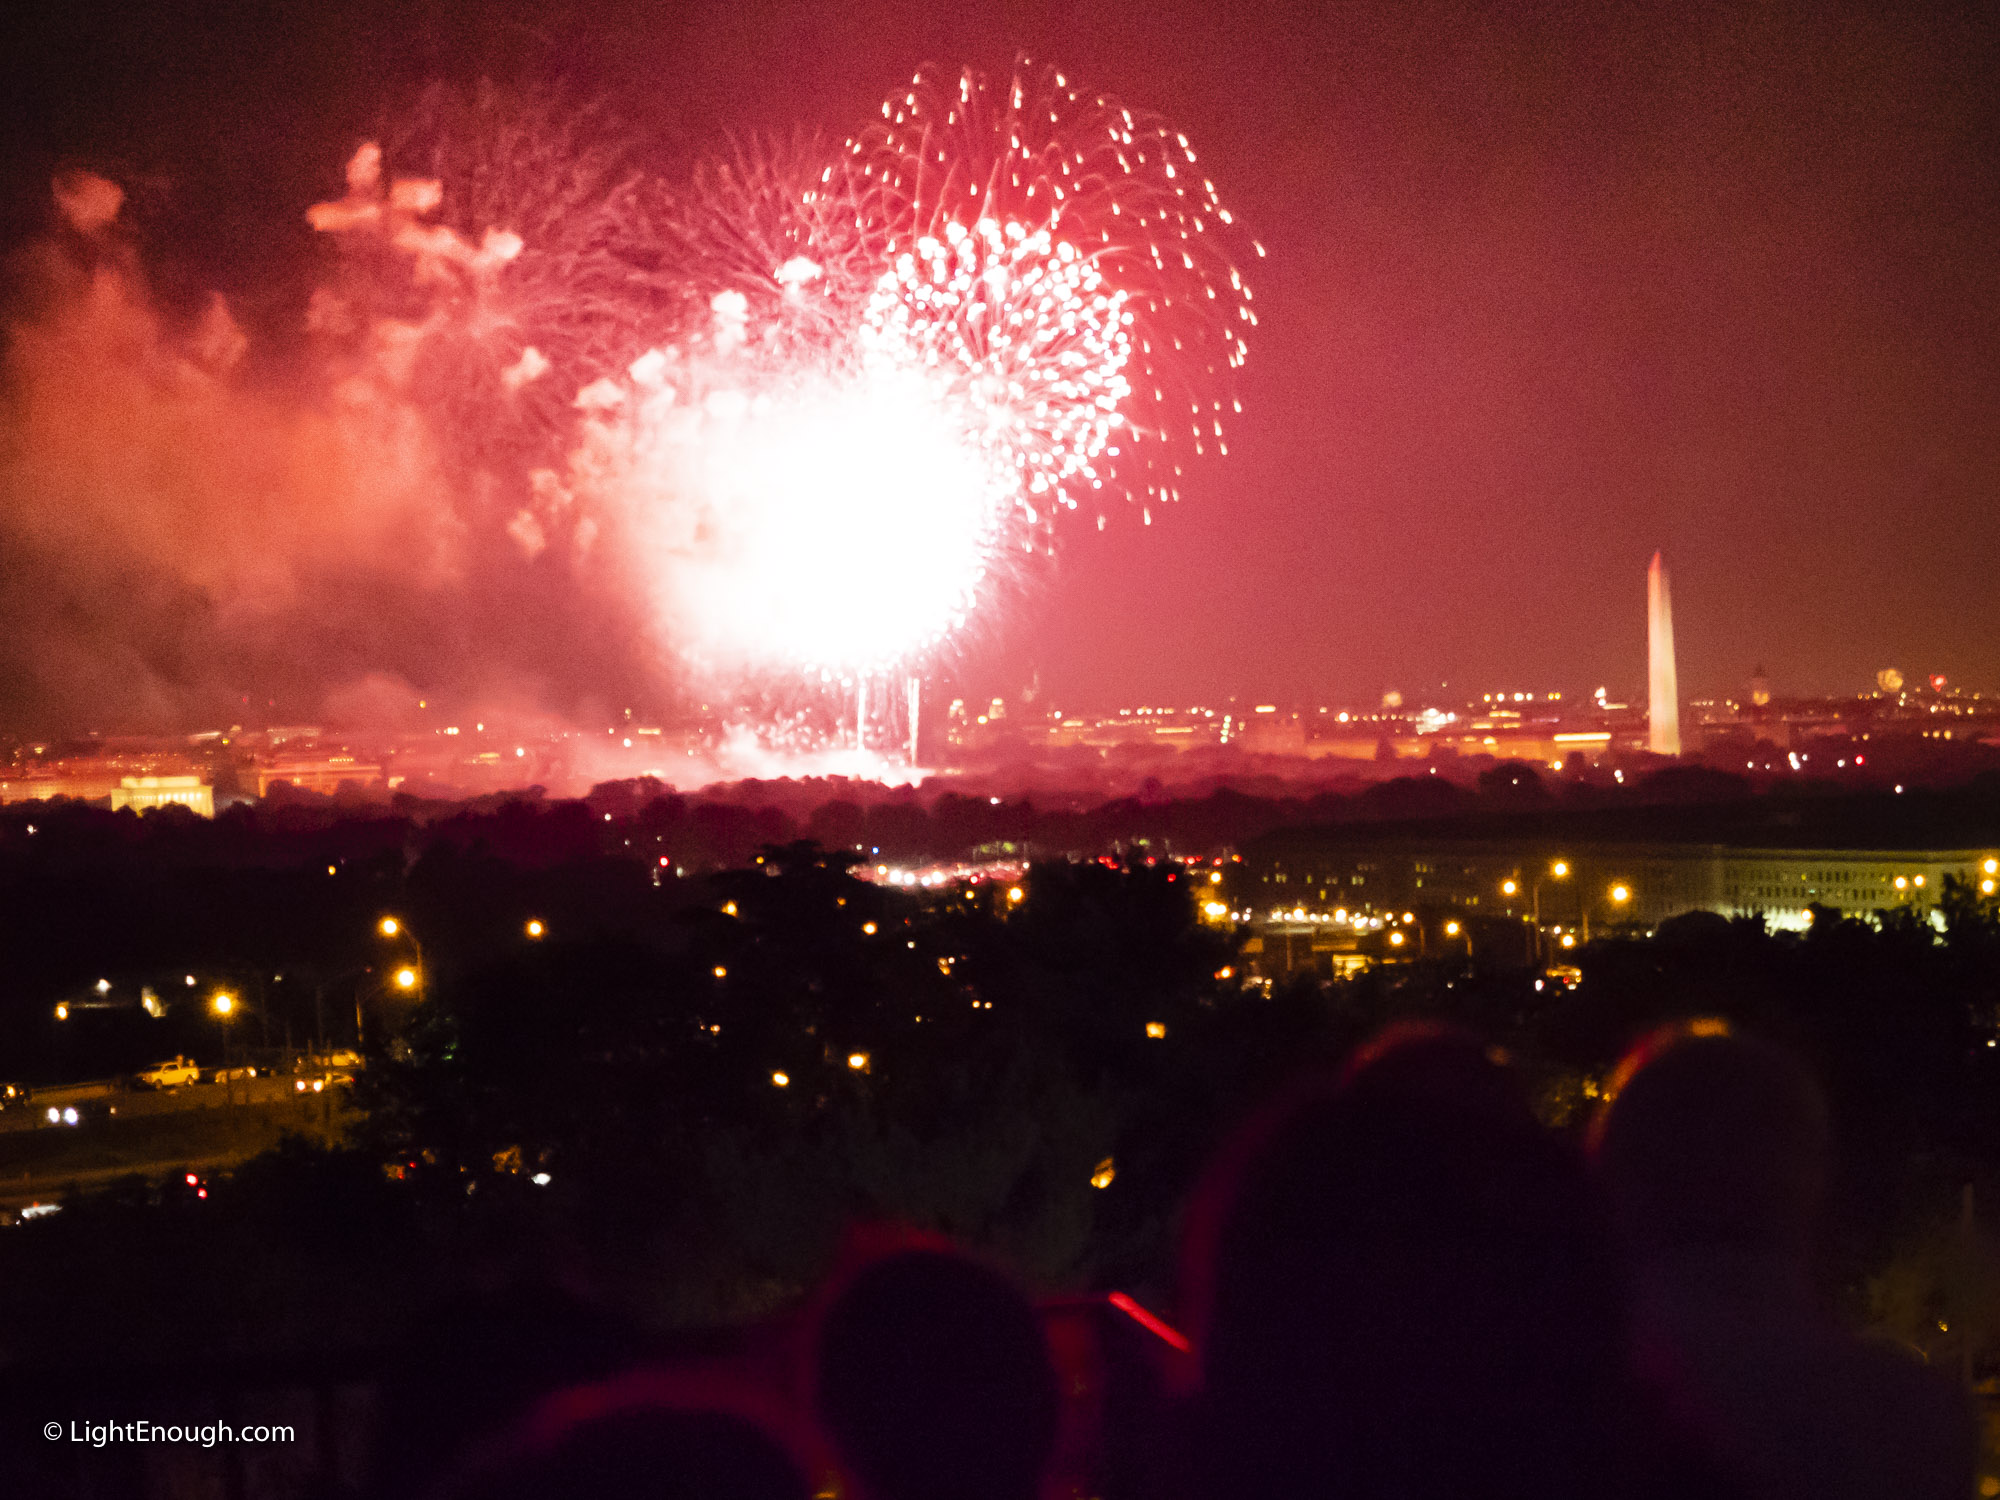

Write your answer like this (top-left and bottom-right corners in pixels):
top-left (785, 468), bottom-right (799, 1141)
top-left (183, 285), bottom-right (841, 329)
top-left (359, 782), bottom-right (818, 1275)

top-left (2, 0), bottom-right (1996, 725)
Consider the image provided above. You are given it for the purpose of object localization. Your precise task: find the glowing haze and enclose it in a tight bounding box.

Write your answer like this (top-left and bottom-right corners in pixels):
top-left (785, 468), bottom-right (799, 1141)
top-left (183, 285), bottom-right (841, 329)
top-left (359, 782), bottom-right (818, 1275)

top-left (0, 64), bottom-right (1249, 744)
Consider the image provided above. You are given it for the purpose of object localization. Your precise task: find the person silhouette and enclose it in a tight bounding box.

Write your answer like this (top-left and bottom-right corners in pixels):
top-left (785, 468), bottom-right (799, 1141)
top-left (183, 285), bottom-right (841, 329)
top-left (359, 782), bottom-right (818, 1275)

top-left (812, 1247), bottom-right (1059, 1500)
top-left (429, 1370), bottom-right (813, 1500)
top-left (1591, 1022), bottom-right (1976, 1500)
top-left (1183, 1026), bottom-right (1733, 1500)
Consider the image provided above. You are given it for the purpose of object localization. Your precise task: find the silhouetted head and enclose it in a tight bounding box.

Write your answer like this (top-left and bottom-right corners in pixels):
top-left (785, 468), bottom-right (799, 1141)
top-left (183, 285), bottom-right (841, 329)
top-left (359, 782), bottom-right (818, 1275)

top-left (1592, 1022), bottom-right (1831, 1257)
top-left (1339, 1020), bottom-right (1540, 1127)
top-left (434, 1372), bottom-right (811, 1500)
top-left (813, 1248), bottom-right (1059, 1500)
top-left (374, 1284), bottom-right (652, 1499)
top-left (1185, 1031), bottom-right (1629, 1500)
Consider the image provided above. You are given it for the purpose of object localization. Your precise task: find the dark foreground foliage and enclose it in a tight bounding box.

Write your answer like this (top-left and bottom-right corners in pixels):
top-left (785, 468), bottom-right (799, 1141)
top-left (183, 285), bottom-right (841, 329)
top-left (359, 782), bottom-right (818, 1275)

top-left (3, 850), bottom-right (1999, 1368)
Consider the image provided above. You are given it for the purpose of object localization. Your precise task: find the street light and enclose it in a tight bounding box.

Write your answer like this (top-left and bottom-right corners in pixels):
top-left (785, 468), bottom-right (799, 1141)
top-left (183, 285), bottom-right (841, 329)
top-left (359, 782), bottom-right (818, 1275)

top-left (213, 992), bottom-right (239, 1104)
top-left (1609, 883), bottom-right (1631, 905)
top-left (525, 919), bottom-right (546, 939)
top-left (376, 917), bottom-right (425, 998)
top-left (1507, 859), bottom-right (1572, 960)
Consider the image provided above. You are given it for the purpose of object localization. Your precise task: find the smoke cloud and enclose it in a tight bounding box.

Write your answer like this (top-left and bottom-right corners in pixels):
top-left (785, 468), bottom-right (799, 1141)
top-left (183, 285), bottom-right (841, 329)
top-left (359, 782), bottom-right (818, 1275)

top-left (0, 142), bottom-right (656, 735)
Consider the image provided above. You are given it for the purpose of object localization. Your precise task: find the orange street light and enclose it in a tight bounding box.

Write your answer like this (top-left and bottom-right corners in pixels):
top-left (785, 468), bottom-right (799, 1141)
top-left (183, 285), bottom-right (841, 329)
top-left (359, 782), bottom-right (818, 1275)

top-left (1609, 883), bottom-right (1632, 905)
top-left (212, 992), bottom-right (236, 1017)
top-left (525, 919), bottom-right (546, 939)
top-left (377, 916), bottom-right (425, 992)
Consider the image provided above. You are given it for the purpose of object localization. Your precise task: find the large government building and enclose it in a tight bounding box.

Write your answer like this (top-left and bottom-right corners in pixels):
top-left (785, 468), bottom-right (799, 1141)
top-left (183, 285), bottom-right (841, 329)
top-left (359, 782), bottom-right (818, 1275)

top-left (1228, 830), bottom-right (2000, 977)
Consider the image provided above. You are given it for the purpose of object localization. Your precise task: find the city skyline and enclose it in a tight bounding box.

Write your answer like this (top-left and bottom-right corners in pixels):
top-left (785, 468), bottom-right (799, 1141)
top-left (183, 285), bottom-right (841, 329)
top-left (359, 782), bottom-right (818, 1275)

top-left (0, 0), bottom-right (1996, 735)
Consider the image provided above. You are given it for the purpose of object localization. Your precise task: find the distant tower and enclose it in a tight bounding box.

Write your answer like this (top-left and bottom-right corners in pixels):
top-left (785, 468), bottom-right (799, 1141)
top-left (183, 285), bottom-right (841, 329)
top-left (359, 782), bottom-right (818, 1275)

top-left (1647, 551), bottom-right (1681, 756)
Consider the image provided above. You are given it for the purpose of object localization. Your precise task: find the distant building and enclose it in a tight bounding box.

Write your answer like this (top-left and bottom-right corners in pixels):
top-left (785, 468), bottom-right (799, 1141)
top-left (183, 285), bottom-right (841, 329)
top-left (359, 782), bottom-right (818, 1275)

top-left (2, 760), bottom-right (209, 809)
top-left (110, 775), bottom-right (214, 816)
top-left (255, 754), bottom-right (384, 797)
top-left (1238, 831), bottom-right (1994, 942)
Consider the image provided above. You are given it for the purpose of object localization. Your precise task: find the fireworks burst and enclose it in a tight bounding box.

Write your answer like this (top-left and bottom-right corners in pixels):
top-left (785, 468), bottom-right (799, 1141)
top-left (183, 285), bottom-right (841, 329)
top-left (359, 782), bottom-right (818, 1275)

top-left (854, 59), bottom-right (1258, 529)
top-left (312, 61), bottom-right (1254, 687)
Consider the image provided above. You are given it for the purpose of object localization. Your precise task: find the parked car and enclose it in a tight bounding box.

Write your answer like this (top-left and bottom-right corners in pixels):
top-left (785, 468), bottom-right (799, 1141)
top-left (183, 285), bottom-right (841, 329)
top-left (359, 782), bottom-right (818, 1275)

top-left (135, 1057), bottom-right (199, 1089)
top-left (208, 1064), bottom-right (258, 1084)
top-left (301, 1049), bottom-right (362, 1072)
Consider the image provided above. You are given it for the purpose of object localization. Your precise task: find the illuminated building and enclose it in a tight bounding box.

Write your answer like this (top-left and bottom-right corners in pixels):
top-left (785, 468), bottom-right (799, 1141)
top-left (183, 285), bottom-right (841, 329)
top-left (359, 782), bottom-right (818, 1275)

top-left (255, 754), bottom-right (385, 797)
top-left (1, 760), bottom-right (210, 811)
top-left (1243, 833), bottom-right (1991, 942)
top-left (110, 776), bottom-right (214, 817)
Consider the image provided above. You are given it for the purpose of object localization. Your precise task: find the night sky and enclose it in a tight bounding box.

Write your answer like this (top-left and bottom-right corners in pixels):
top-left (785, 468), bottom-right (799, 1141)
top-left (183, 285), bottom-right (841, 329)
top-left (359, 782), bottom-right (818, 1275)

top-left (2, 0), bottom-right (1996, 730)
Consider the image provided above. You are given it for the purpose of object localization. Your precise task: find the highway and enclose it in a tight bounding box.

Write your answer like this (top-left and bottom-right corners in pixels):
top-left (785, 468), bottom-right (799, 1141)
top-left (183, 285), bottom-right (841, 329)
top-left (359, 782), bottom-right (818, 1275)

top-left (0, 1074), bottom-right (316, 1133)
top-left (0, 1078), bottom-right (354, 1216)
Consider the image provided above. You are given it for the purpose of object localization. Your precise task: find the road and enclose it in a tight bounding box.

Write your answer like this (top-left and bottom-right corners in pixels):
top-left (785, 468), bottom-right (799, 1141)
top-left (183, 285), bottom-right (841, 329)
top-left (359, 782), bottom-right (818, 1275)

top-left (0, 1075), bottom-right (333, 1133)
top-left (0, 1079), bottom-right (355, 1215)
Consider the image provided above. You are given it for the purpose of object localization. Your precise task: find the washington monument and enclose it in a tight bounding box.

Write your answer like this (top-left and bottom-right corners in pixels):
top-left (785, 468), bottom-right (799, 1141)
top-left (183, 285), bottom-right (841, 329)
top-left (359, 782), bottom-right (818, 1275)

top-left (1648, 551), bottom-right (1681, 756)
